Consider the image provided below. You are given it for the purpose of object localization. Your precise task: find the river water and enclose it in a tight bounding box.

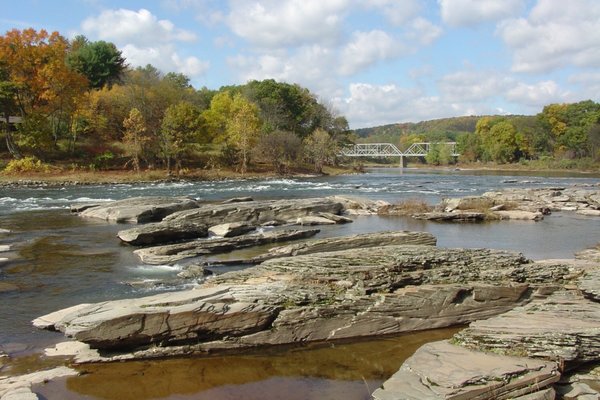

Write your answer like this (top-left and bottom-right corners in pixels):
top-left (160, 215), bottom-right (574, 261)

top-left (1, 168), bottom-right (599, 399)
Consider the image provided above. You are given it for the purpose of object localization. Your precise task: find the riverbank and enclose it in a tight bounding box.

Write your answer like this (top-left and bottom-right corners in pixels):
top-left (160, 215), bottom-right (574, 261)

top-left (0, 165), bottom-right (355, 186)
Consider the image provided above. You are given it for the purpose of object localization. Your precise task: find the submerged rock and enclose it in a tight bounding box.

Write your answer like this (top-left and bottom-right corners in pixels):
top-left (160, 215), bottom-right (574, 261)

top-left (78, 196), bottom-right (200, 223)
top-left (371, 340), bottom-right (559, 400)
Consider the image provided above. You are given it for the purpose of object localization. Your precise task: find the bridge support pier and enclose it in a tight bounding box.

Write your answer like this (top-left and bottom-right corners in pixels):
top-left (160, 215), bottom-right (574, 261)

top-left (399, 155), bottom-right (407, 168)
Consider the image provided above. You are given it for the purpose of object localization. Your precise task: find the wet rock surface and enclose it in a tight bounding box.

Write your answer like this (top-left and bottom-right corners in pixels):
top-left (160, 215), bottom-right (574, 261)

top-left (117, 220), bottom-right (208, 246)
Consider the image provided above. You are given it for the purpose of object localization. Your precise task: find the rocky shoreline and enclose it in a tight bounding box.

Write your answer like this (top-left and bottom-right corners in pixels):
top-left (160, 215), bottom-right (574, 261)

top-left (3, 189), bottom-right (600, 399)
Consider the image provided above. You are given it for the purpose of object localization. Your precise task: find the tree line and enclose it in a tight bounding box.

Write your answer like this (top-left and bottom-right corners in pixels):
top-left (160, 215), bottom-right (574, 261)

top-left (0, 28), bottom-right (351, 175)
top-left (355, 102), bottom-right (600, 168)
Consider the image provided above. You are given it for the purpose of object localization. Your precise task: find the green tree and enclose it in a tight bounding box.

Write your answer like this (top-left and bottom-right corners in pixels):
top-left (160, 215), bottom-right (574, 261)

top-left (122, 108), bottom-right (148, 172)
top-left (254, 130), bottom-right (302, 174)
top-left (303, 128), bottom-right (335, 173)
top-left (67, 35), bottom-right (126, 89)
top-left (161, 101), bottom-right (204, 174)
top-left (227, 94), bottom-right (260, 174)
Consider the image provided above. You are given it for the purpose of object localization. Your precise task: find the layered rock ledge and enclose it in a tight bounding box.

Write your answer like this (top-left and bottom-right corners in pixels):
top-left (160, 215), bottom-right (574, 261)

top-left (387, 186), bottom-right (600, 222)
top-left (34, 244), bottom-right (581, 363)
top-left (76, 196), bottom-right (200, 223)
top-left (371, 257), bottom-right (600, 400)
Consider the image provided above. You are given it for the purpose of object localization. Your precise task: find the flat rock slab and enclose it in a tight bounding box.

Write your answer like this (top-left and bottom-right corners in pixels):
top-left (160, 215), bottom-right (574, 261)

top-left (35, 245), bottom-right (549, 360)
top-left (371, 340), bottom-right (559, 400)
top-left (454, 290), bottom-right (600, 367)
top-left (495, 210), bottom-right (543, 220)
top-left (134, 229), bottom-right (320, 264)
top-left (208, 222), bottom-right (255, 238)
top-left (79, 196), bottom-right (200, 223)
top-left (0, 366), bottom-right (78, 398)
top-left (412, 211), bottom-right (487, 221)
top-left (118, 221), bottom-right (208, 246)
top-left (163, 197), bottom-right (344, 227)
top-left (257, 230), bottom-right (436, 260)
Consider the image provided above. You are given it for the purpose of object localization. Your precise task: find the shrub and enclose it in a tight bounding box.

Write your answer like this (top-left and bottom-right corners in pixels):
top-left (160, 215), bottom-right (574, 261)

top-left (3, 157), bottom-right (52, 173)
top-left (378, 198), bottom-right (433, 215)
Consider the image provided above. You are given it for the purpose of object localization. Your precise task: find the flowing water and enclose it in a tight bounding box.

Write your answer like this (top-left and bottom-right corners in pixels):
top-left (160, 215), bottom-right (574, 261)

top-left (1, 168), bottom-right (599, 399)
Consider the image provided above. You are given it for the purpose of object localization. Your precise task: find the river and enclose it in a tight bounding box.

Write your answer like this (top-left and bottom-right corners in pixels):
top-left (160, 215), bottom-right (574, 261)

top-left (1, 168), bottom-right (599, 399)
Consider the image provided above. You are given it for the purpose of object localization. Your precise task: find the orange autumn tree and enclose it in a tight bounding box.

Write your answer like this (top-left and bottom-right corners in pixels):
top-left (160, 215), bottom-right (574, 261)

top-left (0, 28), bottom-right (88, 158)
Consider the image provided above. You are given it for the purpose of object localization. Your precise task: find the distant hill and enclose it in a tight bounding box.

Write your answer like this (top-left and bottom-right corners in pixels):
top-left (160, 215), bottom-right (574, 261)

top-left (353, 115), bottom-right (533, 143)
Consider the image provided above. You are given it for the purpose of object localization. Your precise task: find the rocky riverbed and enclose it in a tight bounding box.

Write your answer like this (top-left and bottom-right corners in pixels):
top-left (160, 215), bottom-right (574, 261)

top-left (4, 190), bottom-right (599, 399)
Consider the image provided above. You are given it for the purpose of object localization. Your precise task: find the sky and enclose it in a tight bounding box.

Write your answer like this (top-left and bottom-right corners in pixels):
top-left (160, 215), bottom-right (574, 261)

top-left (1, 0), bottom-right (599, 129)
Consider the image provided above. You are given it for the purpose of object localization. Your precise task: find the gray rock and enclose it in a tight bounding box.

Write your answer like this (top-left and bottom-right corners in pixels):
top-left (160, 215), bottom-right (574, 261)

top-left (327, 195), bottom-right (390, 215)
top-left (117, 221), bottom-right (208, 246)
top-left (495, 210), bottom-right (544, 220)
top-left (295, 216), bottom-right (336, 226)
top-left (79, 196), bottom-right (200, 223)
top-left (577, 209), bottom-right (600, 217)
top-left (0, 366), bottom-right (77, 399)
top-left (453, 290), bottom-right (600, 367)
top-left (208, 222), bottom-right (255, 237)
top-left (35, 245), bottom-right (555, 360)
top-left (413, 211), bottom-right (487, 221)
top-left (164, 197), bottom-right (344, 227)
top-left (371, 340), bottom-right (559, 400)
top-left (221, 197), bottom-right (253, 204)
top-left (257, 230), bottom-right (436, 260)
top-left (134, 229), bottom-right (320, 264)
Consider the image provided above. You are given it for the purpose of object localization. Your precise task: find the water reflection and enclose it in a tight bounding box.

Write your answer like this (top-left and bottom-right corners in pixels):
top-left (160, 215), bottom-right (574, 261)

top-left (35, 328), bottom-right (460, 400)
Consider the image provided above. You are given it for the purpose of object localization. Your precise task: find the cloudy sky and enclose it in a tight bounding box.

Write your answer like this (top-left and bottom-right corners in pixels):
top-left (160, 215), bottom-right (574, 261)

top-left (2, 0), bottom-right (599, 128)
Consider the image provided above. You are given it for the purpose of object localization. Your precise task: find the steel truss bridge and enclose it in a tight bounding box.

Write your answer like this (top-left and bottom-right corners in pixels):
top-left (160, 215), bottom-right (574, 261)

top-left (340, 142), bottom-right (458, 158)
top-left (339, 142), bottom-right (459, 166)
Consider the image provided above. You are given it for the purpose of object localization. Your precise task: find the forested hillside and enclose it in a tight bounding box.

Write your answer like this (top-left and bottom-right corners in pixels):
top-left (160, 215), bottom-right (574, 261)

top-left (354, 102), bottom-right (600, 168)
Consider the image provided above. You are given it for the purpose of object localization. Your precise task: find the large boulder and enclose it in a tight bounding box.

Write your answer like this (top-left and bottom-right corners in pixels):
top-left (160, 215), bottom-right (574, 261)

top-left (78, 196), bottom-right (200, 223)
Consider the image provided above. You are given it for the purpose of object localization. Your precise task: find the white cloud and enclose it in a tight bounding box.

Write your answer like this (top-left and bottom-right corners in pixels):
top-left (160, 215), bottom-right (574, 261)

top-left (407, 17), bottom-right (443, 46)
top-left (81, 8), bottom-right (209, 77)
top-left (439, 0), bottom-right (525, 27)
top-left (226, 0), bottom-right (349, 48)
top-left (122, 44), bottom-right (210, 77)
top-left (339, 30), bottom-right (405, 75)
top-left (505, 80), bottom-right (572, 107)
top-left (498, 0), bottom-right (600, 73)
top-left (228, 45), bottom-right (340, 95)
top-left (363, 0), bottom-right (421, 25)
top-left (333, 83), bottom-right (453, 128)
top-left (81, 8), bottom-right (197, 46)
top-left (438, 70), bottom-right (513, 102)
